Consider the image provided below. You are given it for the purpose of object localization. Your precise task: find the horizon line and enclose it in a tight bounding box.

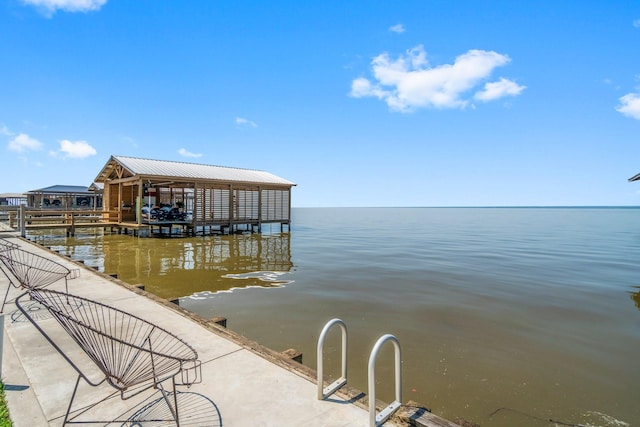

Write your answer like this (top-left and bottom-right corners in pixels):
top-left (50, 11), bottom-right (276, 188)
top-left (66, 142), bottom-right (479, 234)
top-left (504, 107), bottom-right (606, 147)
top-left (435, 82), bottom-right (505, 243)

top-left (291, 205), bottom-right (640, 209)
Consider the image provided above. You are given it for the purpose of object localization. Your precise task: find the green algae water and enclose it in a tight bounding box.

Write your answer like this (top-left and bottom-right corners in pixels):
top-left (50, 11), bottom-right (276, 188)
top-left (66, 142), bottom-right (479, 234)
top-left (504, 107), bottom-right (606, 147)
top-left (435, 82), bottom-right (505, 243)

top-left (29, 207), bottom-right (640, 427)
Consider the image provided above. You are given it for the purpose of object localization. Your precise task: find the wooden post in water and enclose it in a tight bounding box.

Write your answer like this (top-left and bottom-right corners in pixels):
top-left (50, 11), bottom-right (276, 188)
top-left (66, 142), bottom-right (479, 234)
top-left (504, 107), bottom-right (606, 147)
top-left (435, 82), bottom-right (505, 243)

top-left (282, 348), bottom-right (303, 364)
top-left (19, 204), bottom-right (26, 237)
top-left (208, 316), bottom-right (227, 328)
top-left (137, 180), bottom-right (143, 227)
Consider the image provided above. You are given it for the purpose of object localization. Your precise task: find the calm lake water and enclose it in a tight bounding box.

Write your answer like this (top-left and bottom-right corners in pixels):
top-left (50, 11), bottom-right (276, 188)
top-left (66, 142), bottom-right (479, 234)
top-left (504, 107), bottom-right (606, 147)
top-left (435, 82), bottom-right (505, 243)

top-left (29, 207), bottom-right (640, 427)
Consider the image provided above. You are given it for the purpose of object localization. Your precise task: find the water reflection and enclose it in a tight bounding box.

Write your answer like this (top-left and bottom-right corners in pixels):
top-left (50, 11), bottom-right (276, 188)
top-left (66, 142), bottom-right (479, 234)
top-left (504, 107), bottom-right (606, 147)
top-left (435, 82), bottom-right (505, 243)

top-left (222, 271), bottom-right (294, 287)
top-left (630, 287), bottom-right (640, 310)
top-left (97, 233), bottom-right (293, 299)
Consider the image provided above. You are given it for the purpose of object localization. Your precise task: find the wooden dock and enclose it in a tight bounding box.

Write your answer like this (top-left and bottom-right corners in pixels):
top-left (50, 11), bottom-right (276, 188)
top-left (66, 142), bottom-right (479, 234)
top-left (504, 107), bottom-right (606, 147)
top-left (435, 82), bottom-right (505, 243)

top-left (25, 221), bottom-right (151, 236)
top-left (6, 207), bottom-right (152, 237)
top-left (4, 207), bottom-right (268, 238)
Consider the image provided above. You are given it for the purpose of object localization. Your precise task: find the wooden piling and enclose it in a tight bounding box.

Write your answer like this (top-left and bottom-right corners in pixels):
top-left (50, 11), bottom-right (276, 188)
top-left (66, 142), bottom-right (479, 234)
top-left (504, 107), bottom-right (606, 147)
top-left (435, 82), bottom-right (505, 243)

top-left (208, 316), bottom-right (227, 328)
top-left (282, 348), bottom-right (303, 364)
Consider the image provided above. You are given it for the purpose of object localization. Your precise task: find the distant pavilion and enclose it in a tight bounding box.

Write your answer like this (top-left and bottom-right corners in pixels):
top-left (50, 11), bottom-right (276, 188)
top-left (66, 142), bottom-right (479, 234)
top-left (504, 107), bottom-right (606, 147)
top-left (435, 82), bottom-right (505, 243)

top-left (0, 193), bottom-right (27, 206)
top-left (94, 155), bottom-right (296, 234)
top-left (26, 185), bottom-right (102, 209)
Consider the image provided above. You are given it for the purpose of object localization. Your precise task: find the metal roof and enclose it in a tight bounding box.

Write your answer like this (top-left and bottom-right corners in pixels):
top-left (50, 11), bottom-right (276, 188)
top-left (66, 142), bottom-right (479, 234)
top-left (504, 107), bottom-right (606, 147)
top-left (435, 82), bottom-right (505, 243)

top-left (27, 185), bottom-right (92, 194)
top-left (88, 182), bottom-right (104, 191)
top-left (95, 155), bottom-right (296, 186)
top-left (629, 172), bottom-right (640, 182)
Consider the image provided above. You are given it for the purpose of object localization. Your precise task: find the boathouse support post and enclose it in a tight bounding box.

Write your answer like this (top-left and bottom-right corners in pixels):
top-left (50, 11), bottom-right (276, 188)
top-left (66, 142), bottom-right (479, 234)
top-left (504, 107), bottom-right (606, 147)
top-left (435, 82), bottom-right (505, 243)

top-left (229, 184), bottom-right (234, 234)
top-left (117, 182), bottom-right (123, 223)
top-left (258, 185), bottom-right (262, 233)
top-left (137, 179), bottom-right (143, 226)
top-left (19, 204), bottom-right (26, 237)
top-left (287, 188), bottom-right (292, 232)
top-left (193, 182), bottom-right (198, 235)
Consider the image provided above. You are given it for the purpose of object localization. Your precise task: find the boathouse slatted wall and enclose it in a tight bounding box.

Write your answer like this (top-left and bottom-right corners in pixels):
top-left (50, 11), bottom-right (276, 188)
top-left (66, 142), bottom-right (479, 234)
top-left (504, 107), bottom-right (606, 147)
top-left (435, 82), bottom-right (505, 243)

top-left (261, 189), bottom-right (289, 221)
top-left (193, 186), bottom-right (290, 225)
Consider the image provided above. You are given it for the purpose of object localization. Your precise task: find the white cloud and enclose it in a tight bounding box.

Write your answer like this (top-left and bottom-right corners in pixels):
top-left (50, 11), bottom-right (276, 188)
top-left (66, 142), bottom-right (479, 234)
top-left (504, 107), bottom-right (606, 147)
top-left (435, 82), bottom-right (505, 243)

top-left (616, 92), bottom-right (640, 120)
top-left (8, 133), bottom-right (43, 152)
top-left (0, 125), bottom-right (15, 136)
top-left (178, 148), bottom-right (202, 158)
top-left (58, 139), bottom-right (97, 158)
top-left (350, 45), bottom-right (525, 112)
top-left (474, 77), bottom-right (526, 101)
top-left (389, 24), bottom-right (405, 33)
top-left (21, 0), bottom-right (106, 15)
top-left (235, 117), bottom-right (258, 127)
top-left (351, 77), bottom-right (389, 99)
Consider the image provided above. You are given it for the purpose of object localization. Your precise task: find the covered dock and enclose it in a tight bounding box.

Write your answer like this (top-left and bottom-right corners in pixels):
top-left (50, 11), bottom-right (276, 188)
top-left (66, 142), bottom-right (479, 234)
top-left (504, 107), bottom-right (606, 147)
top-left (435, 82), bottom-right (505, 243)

top-left (0, 193), bottom-right (26, 206)
top-left (94, 155), bottom-right (296, 235)
top-left (26, 184), bottom-right (103, 209)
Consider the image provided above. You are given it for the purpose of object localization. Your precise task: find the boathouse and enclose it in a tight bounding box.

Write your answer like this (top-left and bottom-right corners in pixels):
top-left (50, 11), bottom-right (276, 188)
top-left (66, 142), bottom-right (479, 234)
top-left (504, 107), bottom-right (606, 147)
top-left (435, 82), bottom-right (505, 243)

top-left (94, 155), bottom-right (295, 234)
top-left (0, 193), bottom-right (26, 206)
top-left (630, 172), bottom-right (640, 182)
top-left (26, 185), bottom-right (102, 209)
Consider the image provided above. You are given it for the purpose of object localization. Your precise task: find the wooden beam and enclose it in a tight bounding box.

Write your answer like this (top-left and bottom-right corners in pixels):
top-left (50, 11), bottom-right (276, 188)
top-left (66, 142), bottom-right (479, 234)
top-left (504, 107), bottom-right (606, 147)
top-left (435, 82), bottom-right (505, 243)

top-left (104, 176), bottom-right (140, 185)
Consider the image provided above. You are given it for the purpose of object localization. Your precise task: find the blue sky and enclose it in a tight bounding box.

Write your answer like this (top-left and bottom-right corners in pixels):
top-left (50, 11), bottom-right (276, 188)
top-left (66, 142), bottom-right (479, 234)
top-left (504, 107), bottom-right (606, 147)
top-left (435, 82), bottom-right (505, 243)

top-left (1, 0), bottom-right (639, 207)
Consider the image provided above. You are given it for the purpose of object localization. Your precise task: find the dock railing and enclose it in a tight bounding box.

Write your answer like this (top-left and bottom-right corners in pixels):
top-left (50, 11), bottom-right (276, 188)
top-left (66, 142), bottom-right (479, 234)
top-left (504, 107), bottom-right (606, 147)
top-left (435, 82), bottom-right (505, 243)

top-left (11, 206), bottom-right (118, 236)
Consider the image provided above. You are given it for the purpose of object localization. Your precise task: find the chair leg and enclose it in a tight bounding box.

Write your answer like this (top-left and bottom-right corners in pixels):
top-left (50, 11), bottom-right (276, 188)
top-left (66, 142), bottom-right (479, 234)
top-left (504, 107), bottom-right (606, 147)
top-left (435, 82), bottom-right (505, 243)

top-left (0, 266), bottom-right (17, 313)
top-left (1, 280), bottom-right (11, 313)
top-left (64, 277), bottom-right (70, 305)
top-left (173, 376), bottom-right (181, 426)
top-left (156, 376), bottom-right (180, 425)
top-left (63, 374), bottom-right (82, 426)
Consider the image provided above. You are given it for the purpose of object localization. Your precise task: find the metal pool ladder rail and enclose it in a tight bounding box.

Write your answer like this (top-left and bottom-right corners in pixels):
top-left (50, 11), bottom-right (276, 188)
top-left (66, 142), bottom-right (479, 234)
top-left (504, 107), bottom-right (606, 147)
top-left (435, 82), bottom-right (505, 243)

top-left (368, 334), bottom-right (402, 427)
top-left (317, 320), bottom-right (403, 426)
top-left (317, 318), bottom-right (348, 400)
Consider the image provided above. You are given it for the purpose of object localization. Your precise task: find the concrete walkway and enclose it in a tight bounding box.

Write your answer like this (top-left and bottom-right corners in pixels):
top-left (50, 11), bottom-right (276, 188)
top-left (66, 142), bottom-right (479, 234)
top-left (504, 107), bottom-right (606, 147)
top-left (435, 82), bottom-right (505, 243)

top-left (0, 235), bottom-right (409, 427)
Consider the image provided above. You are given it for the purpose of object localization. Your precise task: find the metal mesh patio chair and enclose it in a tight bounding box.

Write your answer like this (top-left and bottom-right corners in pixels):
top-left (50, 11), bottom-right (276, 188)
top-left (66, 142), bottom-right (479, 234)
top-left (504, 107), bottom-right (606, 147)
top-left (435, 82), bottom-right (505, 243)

top-left (16, 289), bottom-right (202, 426)
top-left (0, 238), bottom-right (18, 253)
top-left (0, 246), bottom-right (71, 312)
top-left (0, 239), bottom-right (18, 299)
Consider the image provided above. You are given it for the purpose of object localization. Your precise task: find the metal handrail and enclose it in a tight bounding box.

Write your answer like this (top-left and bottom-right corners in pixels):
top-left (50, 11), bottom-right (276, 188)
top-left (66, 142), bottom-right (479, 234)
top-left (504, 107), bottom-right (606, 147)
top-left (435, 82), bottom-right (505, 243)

top-left (316, 318), bottom-right (348, 400)
top-left (368, 334), bottom-right (402, 427)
